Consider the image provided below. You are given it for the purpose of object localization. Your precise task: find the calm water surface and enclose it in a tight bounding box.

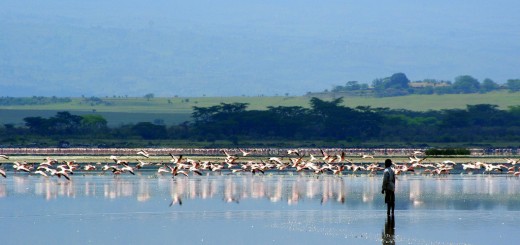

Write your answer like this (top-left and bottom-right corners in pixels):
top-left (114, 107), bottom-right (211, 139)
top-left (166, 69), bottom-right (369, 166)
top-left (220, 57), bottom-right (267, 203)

top-left (1, 173), bottom-right (519, 244)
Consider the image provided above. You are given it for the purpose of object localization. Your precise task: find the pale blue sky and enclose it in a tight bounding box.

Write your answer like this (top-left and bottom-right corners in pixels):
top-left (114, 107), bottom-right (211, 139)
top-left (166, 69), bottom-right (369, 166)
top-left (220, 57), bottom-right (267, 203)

top-left (1, 0), bottom-right (519, 96)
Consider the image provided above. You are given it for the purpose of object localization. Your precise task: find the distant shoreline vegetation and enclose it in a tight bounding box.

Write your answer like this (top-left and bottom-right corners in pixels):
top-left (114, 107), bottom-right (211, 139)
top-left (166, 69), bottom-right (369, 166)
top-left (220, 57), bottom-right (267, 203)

top-left (0, 96), bottom-right (72, 106)
top-left (311, 73), bottom-right (520, 98)
top-left (1, 73), bottom-right (519, 148)
top-left (0, 96), bottom-right (519, 148)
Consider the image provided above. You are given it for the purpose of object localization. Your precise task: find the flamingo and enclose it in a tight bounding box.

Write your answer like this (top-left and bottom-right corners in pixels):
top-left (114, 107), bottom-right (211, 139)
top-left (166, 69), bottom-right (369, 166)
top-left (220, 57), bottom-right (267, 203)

top-left (409, 155), bottom-right (427, 164)
top-left (52, 168), bottom-right (71, 180)
top-left (210, 163), bottom-right (224, 172)
top-left (83, 164), bottom-right (97, 171)
top-left (289, 157), bottom-right (303, 167)
top-left (336, 151), bottom-right (350, 163)
top-left (505, 158), bottom-right (520, 165)
top-left (120, 164), bottom-right (135, 175)
top-left (13, 162), bottom-right (32, 173)
top-left (269, 157), bottom-right (284, 165)
top-left (157, 166), bottom-right (170, 174)
top-left (321, 149), bottom-right (334, 162)
top-left (287, 149), bottom-right (300, 156)
top-left (136, 159), bottom-right (151, 169)
top-left (309, 154), bottom-right (317, 162)
top-left (137, 149), bottom-right (150, 158)
top-left (34, 170), bottom-right (48, 177)
top-left (169, 153), bottom-right (183, 165)
top-left (239, 148), bottom-right (254, 157)
top-left (361, 154), bottom-right (374, 159)
top-left (442, 160), bottom-right (457, 165)
top-left (412, 150), bottom-right (423, 156)
top-left (332, 165), bottom-right (345, 175)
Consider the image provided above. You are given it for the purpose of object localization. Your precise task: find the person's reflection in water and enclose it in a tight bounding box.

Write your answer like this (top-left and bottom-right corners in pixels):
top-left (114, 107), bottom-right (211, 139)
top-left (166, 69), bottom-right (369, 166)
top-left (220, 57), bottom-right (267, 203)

top-left (382, 215), bottom-right (395, 245)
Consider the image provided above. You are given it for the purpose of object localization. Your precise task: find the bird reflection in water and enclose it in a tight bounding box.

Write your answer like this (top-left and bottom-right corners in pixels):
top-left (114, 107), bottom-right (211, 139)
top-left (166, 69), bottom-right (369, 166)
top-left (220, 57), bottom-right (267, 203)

top-left (382, 216), bottom-right (395, 245)
top-left (2, 175), bottom-right (352, 205)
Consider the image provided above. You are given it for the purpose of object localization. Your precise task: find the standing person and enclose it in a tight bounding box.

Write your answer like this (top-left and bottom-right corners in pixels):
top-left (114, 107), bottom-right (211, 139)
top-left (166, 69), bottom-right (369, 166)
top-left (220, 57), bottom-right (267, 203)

top-left (381, 159), bottom-right (395, 216)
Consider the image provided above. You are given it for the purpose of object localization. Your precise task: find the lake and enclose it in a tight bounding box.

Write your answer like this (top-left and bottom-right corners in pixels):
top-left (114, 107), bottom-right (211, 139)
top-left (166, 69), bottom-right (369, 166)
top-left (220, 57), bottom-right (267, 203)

top-left (1, 172), bottom-right (519, 244)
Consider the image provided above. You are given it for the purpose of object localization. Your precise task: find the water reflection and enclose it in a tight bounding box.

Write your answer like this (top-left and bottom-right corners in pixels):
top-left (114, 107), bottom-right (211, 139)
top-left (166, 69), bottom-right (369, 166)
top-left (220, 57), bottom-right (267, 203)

top-left (382, 216), bottom-right (395, 245)
top-left (1, 174), bottom-right (520, 210)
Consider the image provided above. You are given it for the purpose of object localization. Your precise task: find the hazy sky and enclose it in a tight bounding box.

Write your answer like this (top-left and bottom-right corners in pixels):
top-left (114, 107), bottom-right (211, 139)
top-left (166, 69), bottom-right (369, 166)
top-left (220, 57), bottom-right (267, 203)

top-left (1, 0), bottom-right (519, 96)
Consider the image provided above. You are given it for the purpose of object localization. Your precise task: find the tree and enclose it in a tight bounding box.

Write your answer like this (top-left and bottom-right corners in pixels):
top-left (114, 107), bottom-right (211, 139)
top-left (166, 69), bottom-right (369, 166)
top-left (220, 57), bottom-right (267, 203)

top-left (310, 97), bottom-right (344, 118)
top-left (453, 75), bottom-right (480, 93)
top-left (481, 78), bottom-right (498, 92)
top-left (24, 116), bottom-right (49, 134)
top-left (144, 93), bottom-right (154, 101)
top-left (507, 79), bottom-right (520, 92)
top-left (50, 111), bottom-right (83, 133)
top-left (132, 122), bottom-right (167, 139)
top-left (372, 78), bottom-right (384, 91)
top-left (466, 104), bottom-right (503, 126)
top-left (372, 73), bottom-right (410, 97)
top-left (386, 73), bottom-right (410, 89)
top-left (345, 81), bottom-right (361, 90)
top-left (440, 109), bottom-right (469, 128)
top-left (81, 115), bottom-right (108, 131)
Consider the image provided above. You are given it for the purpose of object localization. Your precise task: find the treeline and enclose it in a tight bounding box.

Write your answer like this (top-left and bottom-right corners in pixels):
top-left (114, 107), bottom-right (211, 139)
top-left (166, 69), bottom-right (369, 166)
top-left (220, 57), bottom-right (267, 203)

top-left (0, 96), bottom-right (71, 106)
top-left (1, 98), bottom-right (519, 147)
top-left (329, 73), bottom-right (520, 97)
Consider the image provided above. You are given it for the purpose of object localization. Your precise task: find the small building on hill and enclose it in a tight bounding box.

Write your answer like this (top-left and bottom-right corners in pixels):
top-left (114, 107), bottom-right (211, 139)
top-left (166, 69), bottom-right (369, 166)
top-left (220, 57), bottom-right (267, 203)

top-left (409, 81), bottom-right (450, 88)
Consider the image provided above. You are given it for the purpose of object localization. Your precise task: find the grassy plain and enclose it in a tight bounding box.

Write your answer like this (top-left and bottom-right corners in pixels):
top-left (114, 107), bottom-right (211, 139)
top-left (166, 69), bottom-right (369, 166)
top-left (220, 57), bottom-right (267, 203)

top-left (1, 91), bottom-right (519, 126)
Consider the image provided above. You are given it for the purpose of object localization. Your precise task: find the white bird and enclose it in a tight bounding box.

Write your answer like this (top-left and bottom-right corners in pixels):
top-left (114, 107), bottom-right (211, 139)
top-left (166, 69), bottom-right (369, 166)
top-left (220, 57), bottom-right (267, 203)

top-left (442, 160), bottom-right (456, 165)
top-left (239, 148), bottom-right (254, 157)
top-left (505, 158), bottom-right (520, 165)
top-left (157, 166), bottom-right (170, 174)
top-left (169, 153), bottom-right (183, 164)
top-left (409, 155), bottom-right (426, 164)
top-left (83, 164), bottom-right (97, 171)
top-left (53, 169), bottom-right (71, 180)
top-left (34, 170), bottom-right (48, 177)
top-left (321, 149), bottom-right (334, 161)
top-left (412, 151), bottom-right (423, 156)
top-left (309, 154), bottom-right (317, 162)
top-left (137, 149), bottom-right (150, 158)
top-left (13, 162), bottom-right (32, 172)
top-left (287, 149), bottom-right (300, 156)
top-left (269, 157), bottom-right (284, 165)
top-left (120, 164), bottom-right (135, 175)
top-left (361, 154), bottom-right (374, 159)
top-left (136, 159), bottom-right (151, 169)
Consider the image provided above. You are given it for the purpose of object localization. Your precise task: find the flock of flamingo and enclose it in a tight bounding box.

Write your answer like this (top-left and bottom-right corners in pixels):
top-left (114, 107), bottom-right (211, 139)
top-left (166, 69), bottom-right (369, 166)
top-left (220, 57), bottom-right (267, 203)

top-left (1, 149), bottom-right (520, 181)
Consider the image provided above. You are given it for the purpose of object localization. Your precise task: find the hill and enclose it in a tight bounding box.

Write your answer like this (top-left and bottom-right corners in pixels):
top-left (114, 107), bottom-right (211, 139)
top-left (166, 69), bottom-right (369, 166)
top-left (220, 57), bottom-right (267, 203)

top-left (1, 91), bottom-right (519, 126)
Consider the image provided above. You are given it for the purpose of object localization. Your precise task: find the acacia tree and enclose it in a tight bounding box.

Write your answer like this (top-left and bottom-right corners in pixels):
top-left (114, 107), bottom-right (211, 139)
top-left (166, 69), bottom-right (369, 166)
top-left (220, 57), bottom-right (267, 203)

top-left (144, 93), bottom-right (154, 101)
top-left (81, 115), bottom-right (108, 132)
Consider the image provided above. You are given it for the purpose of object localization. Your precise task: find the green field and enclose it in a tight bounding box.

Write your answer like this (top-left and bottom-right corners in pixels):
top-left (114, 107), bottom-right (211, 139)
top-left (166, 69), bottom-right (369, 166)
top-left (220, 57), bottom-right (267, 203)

top-left (1, 91), bottom-right (519, 126)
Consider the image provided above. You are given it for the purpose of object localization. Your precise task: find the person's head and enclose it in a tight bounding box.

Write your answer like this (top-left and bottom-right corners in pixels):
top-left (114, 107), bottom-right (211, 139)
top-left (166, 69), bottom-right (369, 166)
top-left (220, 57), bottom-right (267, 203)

top-left (384, 159), bottom-right (393, 168)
